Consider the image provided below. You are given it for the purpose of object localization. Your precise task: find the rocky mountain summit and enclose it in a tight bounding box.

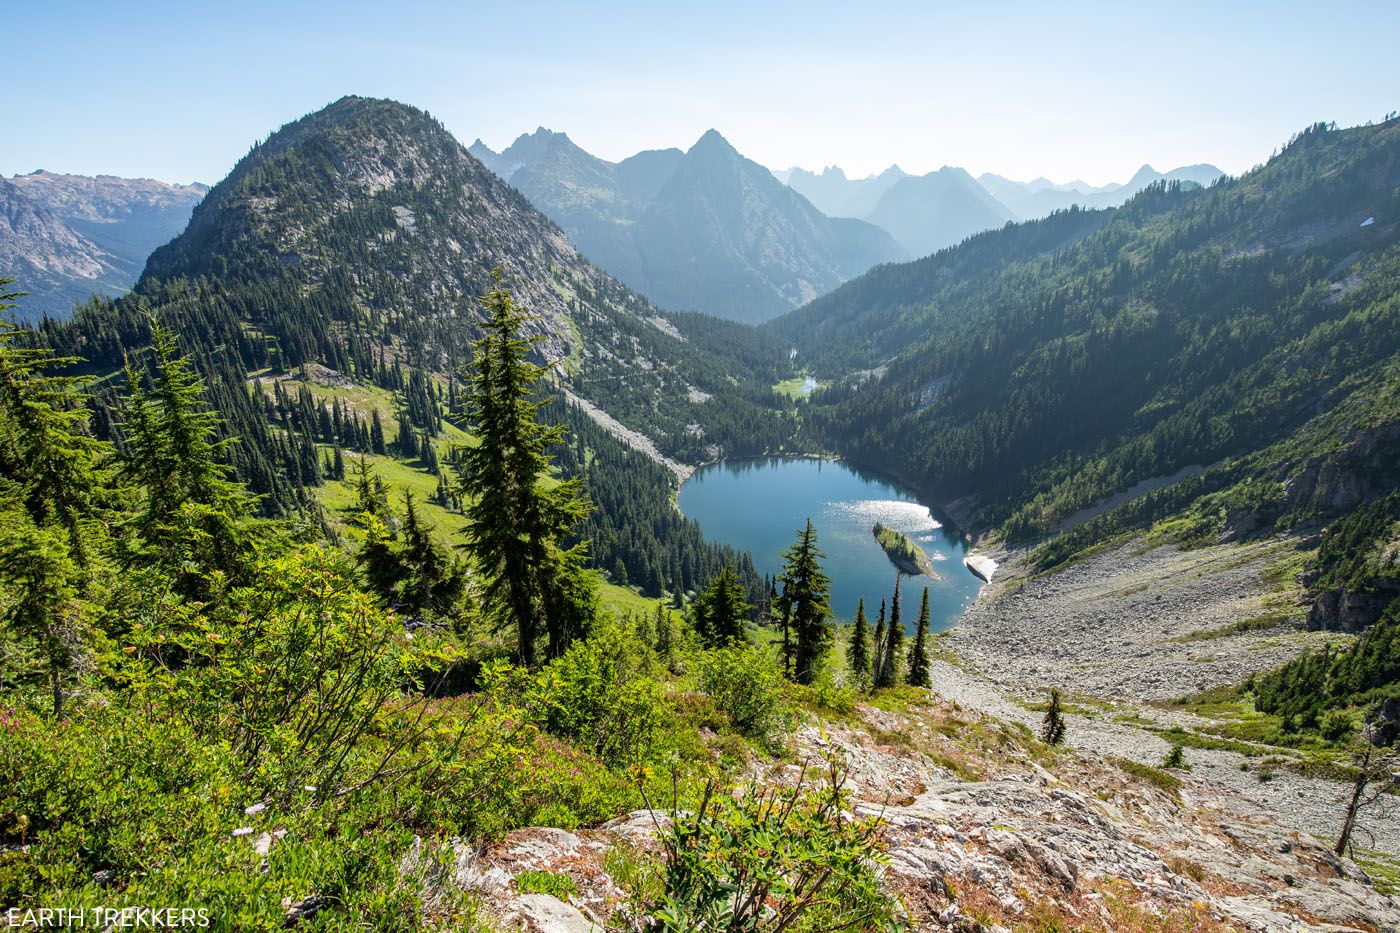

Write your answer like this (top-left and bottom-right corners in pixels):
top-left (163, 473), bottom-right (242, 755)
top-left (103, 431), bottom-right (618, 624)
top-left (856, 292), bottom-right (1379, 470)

top-left (0, 170), bottom-right (205, 320)
top-left (8, 169), bottom-right (206, 271)
top-left (473, 127), bottom-right (905, 322)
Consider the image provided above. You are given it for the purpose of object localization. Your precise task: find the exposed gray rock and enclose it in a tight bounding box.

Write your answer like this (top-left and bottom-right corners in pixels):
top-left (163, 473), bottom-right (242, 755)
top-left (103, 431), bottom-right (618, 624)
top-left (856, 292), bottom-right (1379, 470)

top-left (511, 893), bottom-right (598, 932)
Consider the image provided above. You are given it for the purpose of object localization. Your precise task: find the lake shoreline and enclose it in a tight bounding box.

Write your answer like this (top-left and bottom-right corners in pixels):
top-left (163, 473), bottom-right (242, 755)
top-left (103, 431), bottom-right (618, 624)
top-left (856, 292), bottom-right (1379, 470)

top-left (678, 456), bottom-right (983, 628)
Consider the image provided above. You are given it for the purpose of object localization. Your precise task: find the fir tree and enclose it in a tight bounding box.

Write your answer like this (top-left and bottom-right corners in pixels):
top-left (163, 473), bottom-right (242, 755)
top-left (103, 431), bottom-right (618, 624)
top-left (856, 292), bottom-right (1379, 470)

top-left (353, 455), bottom-right (387, 517)
top-left (693, 565), bottom-right (751, 647)
top-left (906, 586), bottom-right (932, 688)
top-left (370, 408), bottom-right (386, 454)
top-left (397, 492), bottom-right (463, 620)
top-left (655, 603), bottom-right (676, 665)
top-left (778, 519), bottom-right (833, 685)
top-left (0, 288), bottom-right (109, 718)
top-left (871, 599), bottom-right (887, 688)
top-left (847, 597), bottom-right (871, 682)
top-left (118, 320), bottom-right (252, 593)
top-left (454, 275), bottom-right (598, 666)
top-left (1041, 689), bottom-right (1067, 746)
top-left (876, 578), bottom-right (904, 688)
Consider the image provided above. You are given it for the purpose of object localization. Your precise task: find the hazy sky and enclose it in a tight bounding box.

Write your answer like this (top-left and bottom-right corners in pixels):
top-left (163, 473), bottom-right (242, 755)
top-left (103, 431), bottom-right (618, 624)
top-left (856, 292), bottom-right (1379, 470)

top-left (8, 1), bottom-right (1399, 187)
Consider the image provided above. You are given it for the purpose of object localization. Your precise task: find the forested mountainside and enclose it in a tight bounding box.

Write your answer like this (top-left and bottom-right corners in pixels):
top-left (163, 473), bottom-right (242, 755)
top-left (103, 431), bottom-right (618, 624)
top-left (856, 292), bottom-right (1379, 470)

top-left (30, 98), bottom-right (788, 505)
top-left (19, 96), bottom-right (792, 606)
top-left (771, 117), bottom-right (1400, 710)
top-left (473, 127), bottom-right (906, 323)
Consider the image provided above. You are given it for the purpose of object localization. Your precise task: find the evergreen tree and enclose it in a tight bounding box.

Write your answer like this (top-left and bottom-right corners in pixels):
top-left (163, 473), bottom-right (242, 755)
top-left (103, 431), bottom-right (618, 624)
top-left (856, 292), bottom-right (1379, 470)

top-left (871, 599), bottom-right (887, 688)
top-left (847, 597), bottom-right (871, 682)
top-left (118, 321), bottom-right (252, 593)
top-left (454, 276), bottom-right (598, 666)
top-left (655, 603), bottom-right (676, 665)
top-left (370, 408), bottom-right (386, 454)
top-left (353, 455), bottom-right (388, 518)
top-left (1041, 689), bottom-right (1067, 746)
top-left (397, 492), bottom-right (464, 620)
top-left (0, 289), bottom-right (109, 718)
top-left (693, 565), bottom-right (752, 647)
top-left (777, 519), bottom-right (833, 685)
top-left (906, 587), bottom-right (932, 688)
top-left (876, 578), bottom-right (904, 688)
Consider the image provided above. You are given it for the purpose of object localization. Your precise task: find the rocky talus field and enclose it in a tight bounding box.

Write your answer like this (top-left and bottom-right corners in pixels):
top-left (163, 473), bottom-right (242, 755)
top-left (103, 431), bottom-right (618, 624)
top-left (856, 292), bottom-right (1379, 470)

top-left (362, 693), bottom-right (1396, 932)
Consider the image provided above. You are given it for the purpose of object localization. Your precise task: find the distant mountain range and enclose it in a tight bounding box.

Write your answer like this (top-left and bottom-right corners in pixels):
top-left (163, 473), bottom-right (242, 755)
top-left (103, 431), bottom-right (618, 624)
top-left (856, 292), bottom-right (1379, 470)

top-left (976, 163), bottom-right (1224, 218)
top-left (469, 130), bottom-right (906, 323)
top-left (785, 160), bottom-right (1224, 256)
top-left (0, 171), bottom-right (206, 320)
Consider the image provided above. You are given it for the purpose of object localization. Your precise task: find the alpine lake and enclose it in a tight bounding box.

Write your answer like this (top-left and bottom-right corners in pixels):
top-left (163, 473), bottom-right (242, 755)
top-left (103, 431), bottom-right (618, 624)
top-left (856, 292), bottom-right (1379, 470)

top-left (677, 457), bottom-right (984, 632)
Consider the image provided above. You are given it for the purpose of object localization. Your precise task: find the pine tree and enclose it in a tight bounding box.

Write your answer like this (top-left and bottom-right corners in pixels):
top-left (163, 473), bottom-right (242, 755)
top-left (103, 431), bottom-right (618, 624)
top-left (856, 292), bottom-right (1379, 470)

top-left (906, 587), bottom-right (932, 688)
top-left (693, 565), bottom-right (751, 647)
top-left (876, 577), bottom-right (904, 688)
top-left (778, 519), bottom-right (833, 685)
top-left (847, 597), bottom-right (871, 682)
top-left (871, 599), bottom-right (887, 688)
top-left (1041, 689), bottom-right (1066, 746)
top-left (119, 320), bottom-right (252, 593)
top-left (454, 275), bottom-right (598, 666)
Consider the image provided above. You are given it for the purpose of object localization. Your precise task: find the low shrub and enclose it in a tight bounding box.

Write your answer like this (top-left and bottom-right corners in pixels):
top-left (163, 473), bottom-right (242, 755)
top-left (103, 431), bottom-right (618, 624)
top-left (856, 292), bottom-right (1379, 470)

top-left (691, 645), bottom-right (794, 749)
top-left (642, 748), bottom-right (902, 931)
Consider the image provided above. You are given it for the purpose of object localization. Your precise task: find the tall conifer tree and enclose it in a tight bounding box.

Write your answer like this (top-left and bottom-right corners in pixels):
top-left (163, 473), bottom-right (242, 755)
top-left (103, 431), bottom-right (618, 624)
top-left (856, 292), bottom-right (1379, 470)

top-left (778, 519), bottom-right (833, 685)
top-left (847, 597), bottom-right (871, 682)
top-left (907, 586), bottom-right (932, 687)
top-left (455, 275), bottom-right (598, 666)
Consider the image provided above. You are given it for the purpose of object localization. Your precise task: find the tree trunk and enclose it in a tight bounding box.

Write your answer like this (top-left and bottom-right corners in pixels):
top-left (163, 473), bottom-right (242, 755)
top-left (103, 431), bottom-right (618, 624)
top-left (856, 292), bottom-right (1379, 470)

top-left (1334, 744), bottom-right (1371, 857)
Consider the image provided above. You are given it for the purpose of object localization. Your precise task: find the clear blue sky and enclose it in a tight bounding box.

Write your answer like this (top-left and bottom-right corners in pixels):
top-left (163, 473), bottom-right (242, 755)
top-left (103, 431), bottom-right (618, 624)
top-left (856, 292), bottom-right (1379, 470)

top-left (8, 0), bottom-right (1398, 187)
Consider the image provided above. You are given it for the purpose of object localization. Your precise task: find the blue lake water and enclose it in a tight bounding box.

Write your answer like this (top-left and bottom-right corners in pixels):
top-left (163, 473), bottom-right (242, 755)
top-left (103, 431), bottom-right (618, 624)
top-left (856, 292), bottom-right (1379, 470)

top-left (677, 457), bottom-right (983, 632)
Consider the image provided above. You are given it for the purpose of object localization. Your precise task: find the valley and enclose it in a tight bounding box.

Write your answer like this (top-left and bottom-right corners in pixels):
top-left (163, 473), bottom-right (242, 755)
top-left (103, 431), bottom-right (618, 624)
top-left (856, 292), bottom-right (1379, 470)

top-left (3, 81), bottom-right (1398, 931)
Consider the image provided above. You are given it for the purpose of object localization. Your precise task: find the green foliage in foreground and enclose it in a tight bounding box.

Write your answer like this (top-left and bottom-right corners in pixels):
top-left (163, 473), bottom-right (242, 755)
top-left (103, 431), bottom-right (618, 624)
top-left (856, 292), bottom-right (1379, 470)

top-left (0, 284), bottom-right (895, 929)
top-left (642, 749), bottom-right (903, 933)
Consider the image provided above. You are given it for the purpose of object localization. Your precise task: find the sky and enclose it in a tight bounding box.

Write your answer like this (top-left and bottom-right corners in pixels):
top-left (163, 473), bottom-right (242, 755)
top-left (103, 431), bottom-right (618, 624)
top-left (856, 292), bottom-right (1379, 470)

top-left (7, 0), bottom-right (1399, 188)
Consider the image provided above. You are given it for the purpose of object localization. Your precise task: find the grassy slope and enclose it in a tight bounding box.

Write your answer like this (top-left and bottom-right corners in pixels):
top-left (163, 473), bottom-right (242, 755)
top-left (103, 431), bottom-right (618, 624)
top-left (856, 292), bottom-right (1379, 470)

top-left (265, 373), bottom-right (662, 619)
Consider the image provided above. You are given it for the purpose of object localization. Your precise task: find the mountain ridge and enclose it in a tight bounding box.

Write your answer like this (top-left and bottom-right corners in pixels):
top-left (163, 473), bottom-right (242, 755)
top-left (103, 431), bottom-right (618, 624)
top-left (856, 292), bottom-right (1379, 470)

top-left (471, 126), bottom-right (906, 322)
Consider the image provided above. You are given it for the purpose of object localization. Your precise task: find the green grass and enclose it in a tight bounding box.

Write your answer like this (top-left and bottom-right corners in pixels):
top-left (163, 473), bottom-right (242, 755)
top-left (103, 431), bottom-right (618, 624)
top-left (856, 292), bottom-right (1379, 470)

top-left (1114, 757), bottom-right (1183, 797)
top-left (515, 870), bottom-right (578, 900)
top-left (1353, 849), bottom-right (1400, 896)
top-left (773, 375), bottom-right (824, 401)
top-left (1169, 607), bottom-right (1304, 643)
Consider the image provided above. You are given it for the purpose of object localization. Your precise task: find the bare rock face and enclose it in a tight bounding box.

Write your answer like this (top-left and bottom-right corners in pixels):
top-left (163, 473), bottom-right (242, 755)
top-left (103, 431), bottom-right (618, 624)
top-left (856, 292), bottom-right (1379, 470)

top-left (1308, 584), bottom-right (1398, 633)
top-left (0, 177), bottom-right (127, 320)
top-left (510, 893), bottom-right (598, 933)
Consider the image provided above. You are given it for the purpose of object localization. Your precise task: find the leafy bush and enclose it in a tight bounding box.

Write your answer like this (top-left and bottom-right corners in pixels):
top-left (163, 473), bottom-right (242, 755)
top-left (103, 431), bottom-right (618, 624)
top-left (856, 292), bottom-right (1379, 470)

top-left (691, 645), bottom-right (794, 748)
top-left (523, 622), bottom-right (670, 766)
top-left (642, 749), bottom-right (902, 931)
top-left (122, 547), bottom-right (412, 803)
